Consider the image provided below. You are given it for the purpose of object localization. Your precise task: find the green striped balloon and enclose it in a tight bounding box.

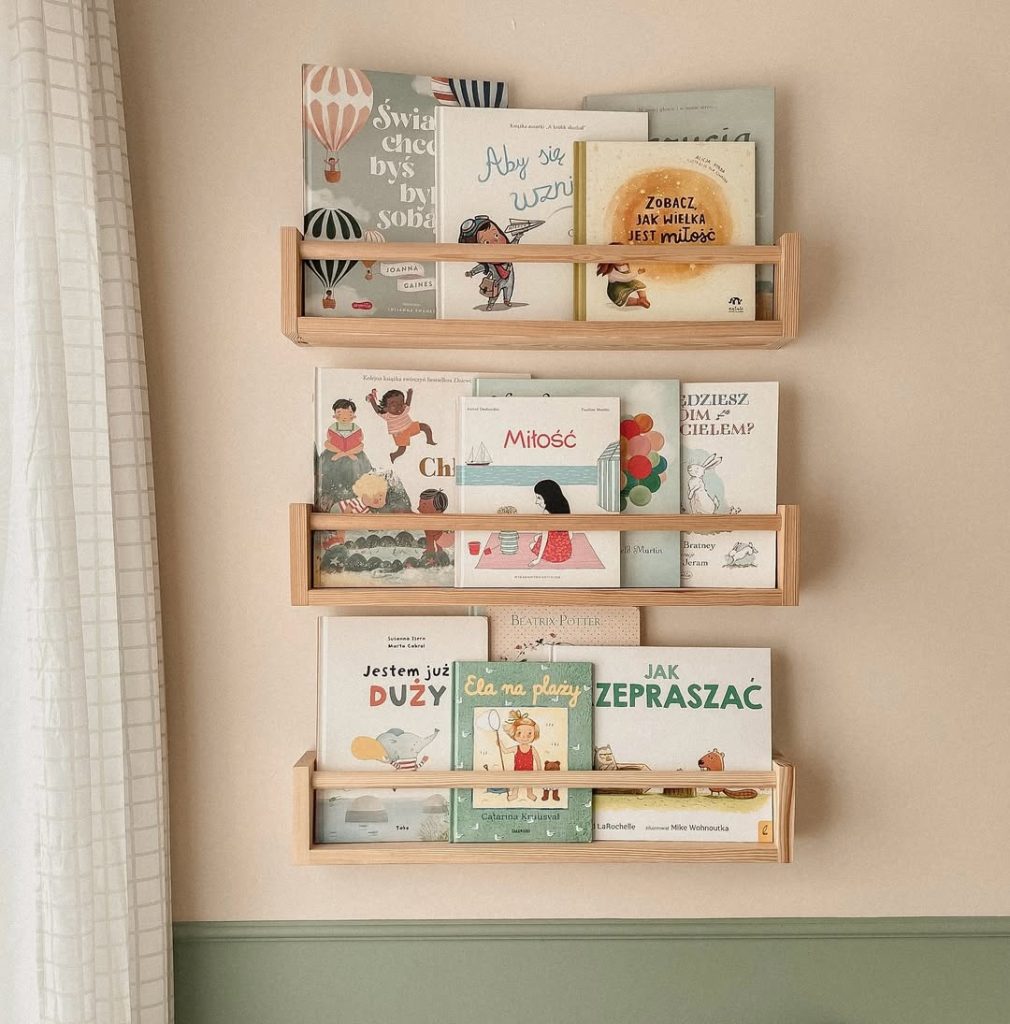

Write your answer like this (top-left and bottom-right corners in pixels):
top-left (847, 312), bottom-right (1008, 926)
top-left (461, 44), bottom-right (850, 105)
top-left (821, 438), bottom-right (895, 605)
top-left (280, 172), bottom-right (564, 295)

top-left (303, 207), bottom-right (362, 289)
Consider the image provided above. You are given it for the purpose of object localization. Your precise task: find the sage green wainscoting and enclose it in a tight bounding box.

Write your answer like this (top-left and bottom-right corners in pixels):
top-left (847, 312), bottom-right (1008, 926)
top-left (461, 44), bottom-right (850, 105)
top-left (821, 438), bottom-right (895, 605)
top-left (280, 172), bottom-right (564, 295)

top-left (173, 918), bottom-right (1010, 1024)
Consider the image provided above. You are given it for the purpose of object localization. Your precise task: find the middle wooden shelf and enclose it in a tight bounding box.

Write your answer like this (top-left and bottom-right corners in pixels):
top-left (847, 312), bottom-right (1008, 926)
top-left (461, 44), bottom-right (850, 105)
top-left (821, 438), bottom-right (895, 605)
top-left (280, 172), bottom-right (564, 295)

top-left (289, 502), bottom-right (799, 608)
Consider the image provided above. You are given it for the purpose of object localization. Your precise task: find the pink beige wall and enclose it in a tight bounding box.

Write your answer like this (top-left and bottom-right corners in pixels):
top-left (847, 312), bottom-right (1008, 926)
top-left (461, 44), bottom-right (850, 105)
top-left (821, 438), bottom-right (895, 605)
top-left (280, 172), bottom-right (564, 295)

top-left (116, 0), bottom-right (1010, 920)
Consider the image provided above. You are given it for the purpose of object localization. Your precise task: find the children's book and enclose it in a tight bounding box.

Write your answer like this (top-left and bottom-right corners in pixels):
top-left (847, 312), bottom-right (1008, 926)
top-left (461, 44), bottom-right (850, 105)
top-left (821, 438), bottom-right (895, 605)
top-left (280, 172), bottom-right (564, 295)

top-left (475, 377), bottom-right (681, 586)
top-left (574, 140), bottom-right (755, 321)
top-left (584, 88), bottom-right (775, 317)
top-left (679, 382), bottom-right (778, 588)
top-left (302, 67), bottom-right (508, 318)
top-left (435, 108), bottom-right (647, 319)
top-left (450, 660), bottom-right (593, 842)
top-left (557, 645), bottom-right (772, 843)
top-left (315, 615), bottom-right (488, 843)
top-left (313, 368), bottom-right (526, 587)
top-left (456, 396), bottom-right (621, 588)
top-left (487, 605), bottom-right (640, 661)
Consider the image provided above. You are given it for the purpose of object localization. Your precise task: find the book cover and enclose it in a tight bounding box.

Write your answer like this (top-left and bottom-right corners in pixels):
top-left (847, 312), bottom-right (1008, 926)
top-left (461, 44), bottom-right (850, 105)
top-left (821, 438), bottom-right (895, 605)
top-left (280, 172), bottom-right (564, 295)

top-left (558, 645), bottom-right (772, 843)
top-left (313, 368), bottom-right (526, 587)
top-left (487, 605), bottom-right (641, 661)
top-left (475, 377), bottom-right (681, 586)
top-left (680, 382), bottom-right (778, 588)
top-left (456, 397), bottom-right (621, 588)
top-left (435, 108), bottom-right (647, 319)
top-left (315, 615), bottom-right (488, 843)
top-left (574, 140), bottom-right (755, 321)
top-left (450, 660), bottom-right (593, 842)
top-left (302, 67), bottom-right (508, 318)
top-left (584, 87), bottom-right (775, 317)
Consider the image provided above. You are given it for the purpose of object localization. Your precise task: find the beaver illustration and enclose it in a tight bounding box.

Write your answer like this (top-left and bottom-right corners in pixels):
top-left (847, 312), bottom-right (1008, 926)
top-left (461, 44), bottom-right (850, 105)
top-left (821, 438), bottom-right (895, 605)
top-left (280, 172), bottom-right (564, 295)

top-left (698, 749), bottom-right (759, 799)
top-left (541, 760), bottom-right (561, 802)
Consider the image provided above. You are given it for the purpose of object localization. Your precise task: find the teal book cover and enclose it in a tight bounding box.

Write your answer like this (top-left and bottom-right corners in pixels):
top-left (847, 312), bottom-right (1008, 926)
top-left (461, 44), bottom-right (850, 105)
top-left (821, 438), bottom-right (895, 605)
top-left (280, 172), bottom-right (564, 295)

top-left (451, 661), bottom-right (593, 843)
top-left (583, 87), bottom-right (774, 316)
top-left (475, 377), bottom-right (681, 587)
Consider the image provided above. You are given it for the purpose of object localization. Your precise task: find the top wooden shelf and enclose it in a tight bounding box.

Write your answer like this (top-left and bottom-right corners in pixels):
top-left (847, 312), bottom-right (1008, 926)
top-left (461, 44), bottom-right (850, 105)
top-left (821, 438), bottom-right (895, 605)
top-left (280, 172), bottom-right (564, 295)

top-left (281, 228), bottom-right (800, 351)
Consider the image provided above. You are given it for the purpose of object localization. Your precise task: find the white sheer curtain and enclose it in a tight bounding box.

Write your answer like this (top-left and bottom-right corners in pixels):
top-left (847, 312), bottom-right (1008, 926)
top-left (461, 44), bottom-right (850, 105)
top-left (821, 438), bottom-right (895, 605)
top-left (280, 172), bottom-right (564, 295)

top-left (0, 0), bottom-right (173, 1021)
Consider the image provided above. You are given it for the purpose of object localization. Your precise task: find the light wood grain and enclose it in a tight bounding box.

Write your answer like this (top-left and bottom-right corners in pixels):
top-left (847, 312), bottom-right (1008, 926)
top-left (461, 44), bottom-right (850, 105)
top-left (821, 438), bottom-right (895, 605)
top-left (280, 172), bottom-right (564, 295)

top-left (311, 769), bottom-right (778, 791)
top-left (289, 503), bottom-right (311, 606)
top-left (778, 504), bottom-right (801, 606)
top-left (292, 751), bottom-right (315, 866)
top-left (298, 240), bottom-right (784, 265)
top-left (280, 227), bottom-right (303, 344)
top-left (775, 232), bottom-right (801, 340)
top-left (307, 510), bottom-right (783, 532)
top-left (774, 758), bottom-right (796, 864)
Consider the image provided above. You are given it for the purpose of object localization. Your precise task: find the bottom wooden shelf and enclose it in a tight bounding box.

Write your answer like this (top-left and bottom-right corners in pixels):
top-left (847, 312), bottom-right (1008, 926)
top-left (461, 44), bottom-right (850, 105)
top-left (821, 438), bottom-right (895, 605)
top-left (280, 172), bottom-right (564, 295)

top-left (293, 752), bottom-right (795, 865)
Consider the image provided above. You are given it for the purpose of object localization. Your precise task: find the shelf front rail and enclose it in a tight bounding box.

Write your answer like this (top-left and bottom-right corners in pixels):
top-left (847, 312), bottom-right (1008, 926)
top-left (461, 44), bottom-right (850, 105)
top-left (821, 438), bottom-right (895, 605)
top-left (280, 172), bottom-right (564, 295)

top-left (294, 751), bottom-right (795, 865)
top-left (281, 228), bottom-right (800, 349)
top-left (289, 503), bottom-right (800, 608)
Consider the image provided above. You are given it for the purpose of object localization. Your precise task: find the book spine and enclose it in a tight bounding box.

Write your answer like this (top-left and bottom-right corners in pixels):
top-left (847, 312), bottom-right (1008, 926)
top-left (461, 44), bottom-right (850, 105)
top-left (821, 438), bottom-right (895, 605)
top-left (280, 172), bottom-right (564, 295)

top-left (573, 141), bottom-right (586, 321)
top-left (434, 108), bottom-right (445, 319)
top-left (449, 662), bottom-right (461, 840)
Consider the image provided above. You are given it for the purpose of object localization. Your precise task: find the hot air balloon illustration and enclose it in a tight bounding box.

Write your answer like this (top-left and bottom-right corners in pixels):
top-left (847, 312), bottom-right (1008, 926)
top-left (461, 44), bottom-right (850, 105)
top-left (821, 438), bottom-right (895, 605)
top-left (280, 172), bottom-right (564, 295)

top-left (430, 77), bottom-right (509, 108)
top-left (303, 208), bottom-right (362, 312)
top-left (303, 66), bottom-right (373, 183)
top-left (360, 229), bottom-right (385, 281)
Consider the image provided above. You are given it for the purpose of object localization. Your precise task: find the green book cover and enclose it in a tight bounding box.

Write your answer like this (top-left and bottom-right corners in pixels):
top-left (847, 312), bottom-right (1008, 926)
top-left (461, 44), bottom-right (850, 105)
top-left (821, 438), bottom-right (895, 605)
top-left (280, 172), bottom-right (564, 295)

top-left (451, 661), bottom-right (593, 843)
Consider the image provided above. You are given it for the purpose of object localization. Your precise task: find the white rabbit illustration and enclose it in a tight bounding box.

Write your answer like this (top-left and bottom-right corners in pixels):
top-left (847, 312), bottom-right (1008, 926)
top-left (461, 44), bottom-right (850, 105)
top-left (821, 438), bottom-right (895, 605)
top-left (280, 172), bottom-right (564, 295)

top-left (686, 454), bottom-right (722, 513)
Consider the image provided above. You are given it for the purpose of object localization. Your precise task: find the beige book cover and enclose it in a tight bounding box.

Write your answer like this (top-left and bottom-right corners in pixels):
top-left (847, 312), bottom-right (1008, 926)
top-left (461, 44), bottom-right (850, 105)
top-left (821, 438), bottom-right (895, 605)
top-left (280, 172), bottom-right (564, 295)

top-left (487, 605), bottom-right (641, 661)
top-left (575, 140), bottom-right (755, 321)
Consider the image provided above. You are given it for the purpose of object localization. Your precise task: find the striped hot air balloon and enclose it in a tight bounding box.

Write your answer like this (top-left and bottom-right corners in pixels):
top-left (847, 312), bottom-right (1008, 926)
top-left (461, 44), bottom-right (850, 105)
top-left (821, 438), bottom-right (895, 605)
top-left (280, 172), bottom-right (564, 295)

top-left (303, 208), bottom-right (362, 311)
top-left (430, 77), bottom-right (508, 108)
top-left (360, 229), bottom-right (385, 280)
top-left (302, 66), bottom-right (373, 183)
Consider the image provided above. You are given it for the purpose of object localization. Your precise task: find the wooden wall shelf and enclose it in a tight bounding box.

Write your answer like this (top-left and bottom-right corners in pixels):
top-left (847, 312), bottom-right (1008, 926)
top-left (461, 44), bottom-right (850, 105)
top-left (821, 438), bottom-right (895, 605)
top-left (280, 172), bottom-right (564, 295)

top-left (281, 228), bottom-right (800, 350)
top-left (288, 502), bottom-right (800, 608)
top-left (293, 751), bottom-right (795, 864)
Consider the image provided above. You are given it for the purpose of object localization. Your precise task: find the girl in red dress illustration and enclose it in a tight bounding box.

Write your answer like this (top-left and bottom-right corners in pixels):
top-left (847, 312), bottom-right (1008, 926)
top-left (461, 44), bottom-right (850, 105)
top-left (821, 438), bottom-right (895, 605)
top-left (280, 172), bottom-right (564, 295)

top-left (501, 710), bottom-right (541, 802)
top-left (529, 479), bottom-right (573, 566)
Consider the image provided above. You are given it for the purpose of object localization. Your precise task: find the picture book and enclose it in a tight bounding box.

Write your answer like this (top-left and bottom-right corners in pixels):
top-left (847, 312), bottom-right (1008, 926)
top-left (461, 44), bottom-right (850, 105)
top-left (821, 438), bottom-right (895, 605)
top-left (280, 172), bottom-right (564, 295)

top-left (313, 368), bottom-right (526, 588)
top-left (680, 382), bottom-right (779, 588)
top-left (487, 605), bottom-right (640, 661)
top-left (315, 615), bottom-right (488, 843)
top-left (435, 108), bottom-right (647, 319)
top-left (557, 645), bottom-right (772, 843)
top-left (450, 660), bottom-right (593, 842)
top-left (302, 67), bottom-right (508, 318)
top-left (574, 140), bottom-right (756, 321)
top-left (456, 396), bottom-right (621, 588)
top-left (584, 88), bottom-right (775, 316)
top-left (475, 377), bottom-right (681, 586)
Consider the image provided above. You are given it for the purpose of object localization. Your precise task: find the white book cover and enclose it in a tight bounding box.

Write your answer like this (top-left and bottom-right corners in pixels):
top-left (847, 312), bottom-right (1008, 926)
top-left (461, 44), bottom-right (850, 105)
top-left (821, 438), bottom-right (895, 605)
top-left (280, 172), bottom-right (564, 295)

top-left (557, 645), bottom-right (772, 843)
top-left (315, 615), bottom-right (488, 843)
top-left (679, 382), bottom-right (779, 588)
top-left (475, 377), bottom-right (681, 587)
top-left (575, 140), bottom-right (755, 321)
top-left (313, 368), bottom-right (526, 587)
top-left (435, 107), bottom-right (647, 319)
top-left (487, 605), bottom-right (641, 661)
top-left (456, 397), bottom-right (621, 588)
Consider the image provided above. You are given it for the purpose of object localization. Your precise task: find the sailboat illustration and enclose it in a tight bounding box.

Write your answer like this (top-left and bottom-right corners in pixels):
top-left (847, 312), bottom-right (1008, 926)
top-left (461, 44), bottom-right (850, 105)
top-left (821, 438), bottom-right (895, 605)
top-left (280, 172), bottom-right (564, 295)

top-left (466, 442), bottom-right (493, 467)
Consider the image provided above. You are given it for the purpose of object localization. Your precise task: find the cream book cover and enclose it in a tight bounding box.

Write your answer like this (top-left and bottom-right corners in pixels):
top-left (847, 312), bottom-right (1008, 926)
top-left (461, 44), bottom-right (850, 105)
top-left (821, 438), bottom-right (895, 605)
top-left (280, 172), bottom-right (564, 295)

top-left (680, 382), bottom-right (778, 588)
top-left (487, 605), bottom-right (641, 661)
top-left (315, 614), bottom-right (488, 843)
top-left (557, 645), bottom-right (773, 843)
top-left (435, 108), bottom-right (647, 319)
top-left (575, 140), bottom-right (755, 321)
top-left (456, 396), bottom-right (621, 588)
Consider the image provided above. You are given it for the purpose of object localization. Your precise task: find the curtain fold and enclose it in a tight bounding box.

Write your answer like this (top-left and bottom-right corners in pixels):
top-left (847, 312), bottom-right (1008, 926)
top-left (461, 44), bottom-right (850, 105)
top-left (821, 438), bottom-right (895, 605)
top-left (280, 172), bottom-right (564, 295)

top-left (2, 0), bottom-right (172, 1021)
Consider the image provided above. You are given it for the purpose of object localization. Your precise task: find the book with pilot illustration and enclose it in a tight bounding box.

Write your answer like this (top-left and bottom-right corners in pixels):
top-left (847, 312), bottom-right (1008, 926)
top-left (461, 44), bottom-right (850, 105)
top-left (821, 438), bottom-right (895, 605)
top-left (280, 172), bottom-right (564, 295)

top-left (475, 376), bottom-right (681, 587)
top-left (315, 615), bottom-right (488, 843)
top-left (679, 382), bottom-right (778, 588)
top-left (450, 660), bottom-right (593, 843)
top-left (455, 396), bottom-right (622, 588)
top-left (302, 66), bottom-right (508, 319)
top-left (434, 107), bottom-right (647, 320)
top-left (574, 139), bottom-right (756, 321)
top-left (556, 645), bottom-right (773, 842)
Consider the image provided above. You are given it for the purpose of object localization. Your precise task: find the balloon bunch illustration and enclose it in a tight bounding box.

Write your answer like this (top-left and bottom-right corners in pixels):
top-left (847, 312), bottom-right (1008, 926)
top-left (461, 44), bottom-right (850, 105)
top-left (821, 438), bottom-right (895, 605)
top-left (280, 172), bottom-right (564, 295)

top-left (619, 413), bottom-right (668, 510)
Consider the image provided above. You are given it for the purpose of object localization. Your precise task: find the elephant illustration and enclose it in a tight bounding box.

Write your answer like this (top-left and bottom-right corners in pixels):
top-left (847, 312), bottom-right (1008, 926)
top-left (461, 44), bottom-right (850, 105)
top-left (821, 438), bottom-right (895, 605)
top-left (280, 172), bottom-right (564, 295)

top-left (351, 727), bottom-right (439, 770)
